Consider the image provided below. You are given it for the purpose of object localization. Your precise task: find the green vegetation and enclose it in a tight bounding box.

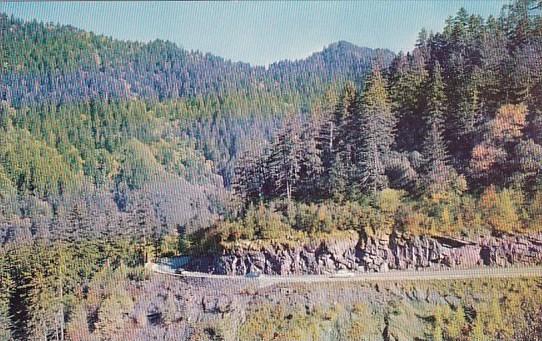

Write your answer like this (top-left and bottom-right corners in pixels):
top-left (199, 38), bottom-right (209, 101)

top-left (0, 238), bottom-right (145, 340)
top-left (17, 260), bottom-right (537, 341)
top-left (225, 0), bottom-right (542, 245)
top-left (194, 185), bottom-right (541, 252)
top-left (231, 278), bottom-right (542, 341)
top-left (0, 0), bottom-right (541, 339)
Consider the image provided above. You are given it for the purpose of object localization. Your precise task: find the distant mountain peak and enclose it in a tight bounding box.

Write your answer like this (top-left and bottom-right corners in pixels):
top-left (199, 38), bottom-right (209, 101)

top-left (300, 41), bottom-right (395, 68)
top-left (321, 40), bottom-right (393, 56)
top-left (326, 40), bottom-right (361, 50)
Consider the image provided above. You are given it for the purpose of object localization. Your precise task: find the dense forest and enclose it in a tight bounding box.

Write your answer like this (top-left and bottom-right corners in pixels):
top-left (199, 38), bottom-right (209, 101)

top-left (0, 12), bottom-right (393, 107)
top-left (217, 1), bottom-right (542, 245)
top-left (0, 0), bottom-right (542, 340)
top-left (0, 10), bottom-right (389, 339)
top-left (0, 16), bottom-right (392, 245)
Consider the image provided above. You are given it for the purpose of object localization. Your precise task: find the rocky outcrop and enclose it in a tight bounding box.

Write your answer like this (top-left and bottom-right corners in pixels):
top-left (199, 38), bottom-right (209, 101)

top-left (187, 231), bottom-right (362, 275)
top-left (479, 234), bottom-right (542, 266)
top-left (186, 231), bottom-right (542, 275)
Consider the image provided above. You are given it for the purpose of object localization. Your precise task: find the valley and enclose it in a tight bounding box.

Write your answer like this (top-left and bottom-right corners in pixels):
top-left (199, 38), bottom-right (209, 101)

top-left (1, 1), bottom-right (542, 340)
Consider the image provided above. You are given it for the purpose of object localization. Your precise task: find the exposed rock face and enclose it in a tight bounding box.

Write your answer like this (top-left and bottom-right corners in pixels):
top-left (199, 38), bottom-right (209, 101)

top-left (187, 231), bottom-right (542, 275)
top-left (188, 231), bottom-right (362, 275)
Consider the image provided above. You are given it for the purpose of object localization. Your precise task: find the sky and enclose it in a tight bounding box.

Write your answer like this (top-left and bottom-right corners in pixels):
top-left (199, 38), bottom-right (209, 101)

top-left (2, 1), bottom-right (510, 66)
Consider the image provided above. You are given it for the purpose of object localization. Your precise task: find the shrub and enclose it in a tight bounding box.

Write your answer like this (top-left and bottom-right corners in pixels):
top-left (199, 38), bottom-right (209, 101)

top-left (479, 186), bottom-right (522, 233)
top-left (395, 205), bottom-right (432, 235)
top-left (528, 191), bottom-right (542, 232)
top-left (376, 188), bottom-right (405, 214)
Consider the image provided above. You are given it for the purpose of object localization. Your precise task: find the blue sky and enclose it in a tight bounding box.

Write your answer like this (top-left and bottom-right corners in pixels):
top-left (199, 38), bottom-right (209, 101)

top-left (2, 1), bottom-right (509, 66)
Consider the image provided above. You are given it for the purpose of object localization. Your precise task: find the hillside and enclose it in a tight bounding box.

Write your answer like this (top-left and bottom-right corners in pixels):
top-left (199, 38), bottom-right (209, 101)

top-left (0, 13), bottom-right (393, 107)
top-left (55, 268), bottom-right (542, 340)
top-left (214, 4), bottom-right (542, 252)
top-left (1, 1), bottom-right (542, 339)
top-left (0, 13), bottom-right (393, 249)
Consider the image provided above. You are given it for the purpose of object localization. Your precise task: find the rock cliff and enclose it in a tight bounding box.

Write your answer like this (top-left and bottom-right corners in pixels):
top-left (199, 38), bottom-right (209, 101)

top-left (186, 231), bottom-right (542, 275)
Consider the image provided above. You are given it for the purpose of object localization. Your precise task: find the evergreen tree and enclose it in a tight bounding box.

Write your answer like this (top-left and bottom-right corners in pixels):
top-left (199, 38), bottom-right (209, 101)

top-left (478, 16), bottom-right (508, 113)
top-left (0, 253), bottom-right (13, 341)
top-left (296, 118), bottom-right (323, 200)
top-left (233, 149), bottom-right (267, 203)
top-left (471, 311), bottom-right (487, 341)
top-left (328, 82), bottom-right (359, 198)
top-left (132, 194), bottom-right (159, 263)
top-left (431, 307), bottom-right (444, 341)
top-left (421, 62), bottom-right (456, 192)
top-left (357, 69), bottom-right (396, 195)
top-left (447, 305), bottom-right (467, 339)
top-left (424, 62), bottom-right (447, 133)
top-left (388, 50), bottom-right (427, 152)
top-left (448, 72), bottom-right (484, 166)
top-left (315, 90), bottom-right (339, 198)
top-left (267, 116), bottom-right (304, 202)
top-left (23, 245), bottom-right (64, 341)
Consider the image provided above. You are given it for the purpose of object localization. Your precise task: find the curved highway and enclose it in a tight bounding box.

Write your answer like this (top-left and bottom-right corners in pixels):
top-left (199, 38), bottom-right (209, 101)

top-left (146, 262), bottom-right (542, 286)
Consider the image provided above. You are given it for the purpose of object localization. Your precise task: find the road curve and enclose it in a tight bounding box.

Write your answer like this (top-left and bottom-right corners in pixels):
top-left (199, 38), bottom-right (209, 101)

top-left (146, 263), bottom-right (542, 286)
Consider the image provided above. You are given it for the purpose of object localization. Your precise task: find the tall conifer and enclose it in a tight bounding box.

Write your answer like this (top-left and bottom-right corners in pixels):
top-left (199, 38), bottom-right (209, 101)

top-left (357, 68), bottom-right (396, 195)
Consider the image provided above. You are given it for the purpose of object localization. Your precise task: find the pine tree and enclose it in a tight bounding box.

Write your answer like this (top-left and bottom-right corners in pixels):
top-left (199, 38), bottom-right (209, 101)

top-left (132, 194), bottom-right (158, 263)
top-left (423, 61), bottom-right (446, 124)
top-left (447, 305), bottom-right (467, 339)
top-left (0, 253), bottom-right (13, 341)
top-left (388, 50), bottom-right (427, 152)
top-left (23, 245), bottom-right (64, 341)
top-left (297, 118), bottom-right (323, 200)
top-left (326, 82), bottom-right (359, 198)
top-left (315, 90), bottom-right (339, 198)
top-left (471, 311), bottom-right (486, 341)
top-left (449, 72), bottom-right (484, 165)
top-left (177, 224), bottom-right (191, 255)
top-left (415, 27), bottom-right (433, 62)
top-left (267, 116), bottom-right (304, 202)
top-left (423, 123), bottom-right (454, 190)
top-left (357, 68), bottom-right (396, 195)
top-left (478, 16), bottom-right (508, 112)
top-left (432, 307), bottom-right (444, 341)
top-left (422, 62), bottom-right (456, 193)
top-left (233, 148), bottom-right (267, 203)
top-left (333, 82), bottom-right (359, 153)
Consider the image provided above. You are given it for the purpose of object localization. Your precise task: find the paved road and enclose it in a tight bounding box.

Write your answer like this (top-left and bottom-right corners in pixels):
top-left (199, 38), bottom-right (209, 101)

top-left (147, 263), bottom-right (542, 286)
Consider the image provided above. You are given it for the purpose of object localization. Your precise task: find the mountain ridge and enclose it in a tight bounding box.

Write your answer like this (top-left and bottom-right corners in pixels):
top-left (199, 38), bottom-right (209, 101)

top-left (1, 12), bottom-right (393, 69)
top-left (0, 13), bottom-right (394, 106)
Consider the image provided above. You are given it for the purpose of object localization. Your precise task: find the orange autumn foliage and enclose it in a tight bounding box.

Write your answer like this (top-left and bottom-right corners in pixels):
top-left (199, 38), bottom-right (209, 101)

top-left (488, 104), bottom-right (527, 143)
top-left (470, 143), bottom-right (507, 173)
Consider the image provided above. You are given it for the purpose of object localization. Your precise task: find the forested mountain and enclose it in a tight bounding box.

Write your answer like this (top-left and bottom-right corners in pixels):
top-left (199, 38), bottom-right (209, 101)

top-left (220, 0), bottom-right (542, 243)
top-left (0, 14), bottom-right (393, 107)
top-left (0, 12), bottom-right (392, 250)
top-left (1, 1), bottom-right (542, 339)
top-left (0, 12), bottom-right (392, 184)
top-left (0, 13), bottom-right (396, 339)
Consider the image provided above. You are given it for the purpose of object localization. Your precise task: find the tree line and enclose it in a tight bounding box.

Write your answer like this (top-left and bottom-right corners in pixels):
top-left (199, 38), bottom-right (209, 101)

top-left (1, 13), bottom-right (392, 107)
top-left (228, 1), bottom-right (542, 240)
